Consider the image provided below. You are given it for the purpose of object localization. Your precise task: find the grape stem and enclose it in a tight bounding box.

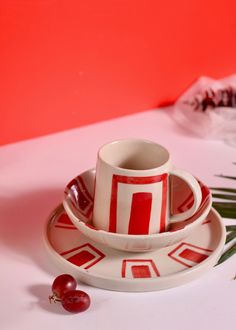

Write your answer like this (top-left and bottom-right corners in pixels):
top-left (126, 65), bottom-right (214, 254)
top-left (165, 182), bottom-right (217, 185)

top-left (49, 293), bottom-right (62, 304)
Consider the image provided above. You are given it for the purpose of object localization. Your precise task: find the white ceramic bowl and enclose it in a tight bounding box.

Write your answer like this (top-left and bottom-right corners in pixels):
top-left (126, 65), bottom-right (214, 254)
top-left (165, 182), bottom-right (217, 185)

top-left (63, 169), bottom-right (212, 252)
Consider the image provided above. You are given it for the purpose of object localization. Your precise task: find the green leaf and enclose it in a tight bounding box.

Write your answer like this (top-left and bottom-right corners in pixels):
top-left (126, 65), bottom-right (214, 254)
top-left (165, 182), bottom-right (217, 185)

top-left (217, 243), bottom-right (236, 265)
top-left (213, 210), bottom-right (236, 219)
top-left (226, 225), bottom-right (236, 232)
top-left (212, 205), bottom-right (236, 219)
top-left (212, 202), bottom-right (236, 209)
top-left (212, 193), bottom-right (236, 201)
top-left (214, 170), bottom-right (236, 264)
top-left (226, 231), bottom-right (236, 244)
top-left (211, 187), bottom-right (236, 194)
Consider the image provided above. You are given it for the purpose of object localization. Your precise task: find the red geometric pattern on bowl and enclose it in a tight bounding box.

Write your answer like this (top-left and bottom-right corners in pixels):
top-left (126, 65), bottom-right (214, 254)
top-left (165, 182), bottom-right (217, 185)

top-left (54, 212), bottom-right (77, 230)
top-left (122, 259), bottom-right (160, 278)
top-left (65, 171), bottom-right (211, 233)
top-left (65, 176), bottom-right (93, 220)
top-left (168, 242), bottom-right (213, 268)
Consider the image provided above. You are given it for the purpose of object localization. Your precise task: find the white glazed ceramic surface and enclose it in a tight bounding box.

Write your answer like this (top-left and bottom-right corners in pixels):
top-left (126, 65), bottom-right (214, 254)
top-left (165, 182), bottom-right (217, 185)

top-left (93, 139), bottom-right (202, 234)
top-left (63, 169), bottom-right (212, 252)
top-left (44, 205), bottom-right (225, 292)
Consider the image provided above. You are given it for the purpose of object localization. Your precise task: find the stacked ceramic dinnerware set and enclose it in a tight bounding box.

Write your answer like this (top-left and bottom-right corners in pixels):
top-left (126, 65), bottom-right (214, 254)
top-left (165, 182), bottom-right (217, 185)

top-left (45, 139), bottom-right (226, 292)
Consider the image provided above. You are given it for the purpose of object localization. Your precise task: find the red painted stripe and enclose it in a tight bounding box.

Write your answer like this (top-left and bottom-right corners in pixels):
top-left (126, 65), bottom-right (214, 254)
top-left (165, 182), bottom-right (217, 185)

top-left (60, 243), bottom-right (105, 257)
top-left (109, 173), bottom-right (167, 233)
top-left (55, 225), bottom-right (77, 230)
top-left (177, 193), bottom-right (194, 212)
top-left (183, 242), bottom-right (213, 253)
top-left (201, 184), bottom-right (210, 201)
top-left (66, 178), bottom-right (88, 211)
top-left (66, 178), bottom-right (77, 191)
top-left (168, 242), bottom-right (213, 267)
top-left (83, 255), bottom-right (105, 270)
top-left (177, 181), bottom-right (210, 220)
top-left (150, 259), bottom-right (160, 276)
top-left (60, 243), bottom-right (105, 269)
top-left (109, 176), bottom-right (118, 232)
top-left (121, 260), bottom-right (127, 278)
top-left (67, 250), bottom-right (95, 266)
top-left (77, 176), bottom-right (93, 201)
top-left (121, 259), bottom-right (160, 278)
top-left (160, 174), bottom-right (168, 233)
top-left (58, 213), bottom-right (73, 225)
top-left (65, 176), bottom-right (94, 219)
top-left (202, 218), bottom-right (211, 225)
top-left (179, 248), bottom-right (209, 263)
top-left (85, 205), bottom-right (93, 219)
top-left (113, 174), bottom-right (166, 184)
top-left (168, 242), bottom-right (213, 256)
top-left (131, 265), bottom-right (151, 278)
top-left (181, 195), bottom-right (210, 223)
top-left (65, 178), bottom-right (78, 205)
top-left (168, 254), bottom-right (192, 268)
top-left (128, 192), bottom-right (152, 234)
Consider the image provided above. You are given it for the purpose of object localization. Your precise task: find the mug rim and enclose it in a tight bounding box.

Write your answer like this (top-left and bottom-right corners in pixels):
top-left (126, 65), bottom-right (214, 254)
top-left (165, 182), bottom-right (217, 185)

top-left (97, 138), bottom-right (171, 173)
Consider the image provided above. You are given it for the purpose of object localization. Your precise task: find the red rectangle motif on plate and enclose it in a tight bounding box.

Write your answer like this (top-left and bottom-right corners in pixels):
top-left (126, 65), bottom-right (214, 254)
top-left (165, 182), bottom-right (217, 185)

top-left (131, 265), bottom-right (151, 278)
top-left (67, 250), bottom-right (95, 266)
top-left (179, 248), bottom-right (209, 263)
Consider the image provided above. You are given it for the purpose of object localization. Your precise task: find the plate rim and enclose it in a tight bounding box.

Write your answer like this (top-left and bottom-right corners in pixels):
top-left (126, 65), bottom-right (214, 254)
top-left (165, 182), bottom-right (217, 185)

top-left (43, 204), bottom-right (226, 291)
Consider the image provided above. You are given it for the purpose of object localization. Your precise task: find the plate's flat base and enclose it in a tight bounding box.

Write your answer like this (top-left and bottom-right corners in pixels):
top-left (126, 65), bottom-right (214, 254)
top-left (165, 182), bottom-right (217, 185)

top-left (44, 205), bottom-right (225, 292)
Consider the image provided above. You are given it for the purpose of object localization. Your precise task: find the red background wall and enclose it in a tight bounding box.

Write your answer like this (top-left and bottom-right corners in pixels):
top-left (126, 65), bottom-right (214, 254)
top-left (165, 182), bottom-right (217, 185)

top-left (1, 0), bottom-right (236, 145)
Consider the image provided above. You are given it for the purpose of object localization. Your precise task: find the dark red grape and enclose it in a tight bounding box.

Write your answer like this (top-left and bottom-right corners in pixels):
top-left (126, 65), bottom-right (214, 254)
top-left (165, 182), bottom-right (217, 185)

top-left (51, 274), bottom-right (77, 299)
top-left (61, 290), bottom-right (91, 313)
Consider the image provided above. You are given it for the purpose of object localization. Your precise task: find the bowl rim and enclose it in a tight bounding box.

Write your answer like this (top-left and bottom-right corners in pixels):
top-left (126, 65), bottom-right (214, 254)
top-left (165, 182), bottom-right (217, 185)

top-left (63, 193), bottom-right (212, 241)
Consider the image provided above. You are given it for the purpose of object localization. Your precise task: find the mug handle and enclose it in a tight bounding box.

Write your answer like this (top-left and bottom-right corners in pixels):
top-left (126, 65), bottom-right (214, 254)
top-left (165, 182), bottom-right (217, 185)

top-left (169, 169), bottom-right (202, 223)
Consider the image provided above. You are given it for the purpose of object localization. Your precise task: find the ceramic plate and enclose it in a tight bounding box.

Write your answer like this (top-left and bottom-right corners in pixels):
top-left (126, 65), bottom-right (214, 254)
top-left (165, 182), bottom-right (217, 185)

top-left (63, 169), bottom-right (212, 252)
top-left (44, 204), bottom-right (225, 292)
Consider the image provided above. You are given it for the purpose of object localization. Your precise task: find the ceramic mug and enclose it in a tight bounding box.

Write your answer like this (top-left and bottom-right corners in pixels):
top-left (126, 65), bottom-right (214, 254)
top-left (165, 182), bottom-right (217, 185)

top-left (93, 139), bottom-right (202, 234)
